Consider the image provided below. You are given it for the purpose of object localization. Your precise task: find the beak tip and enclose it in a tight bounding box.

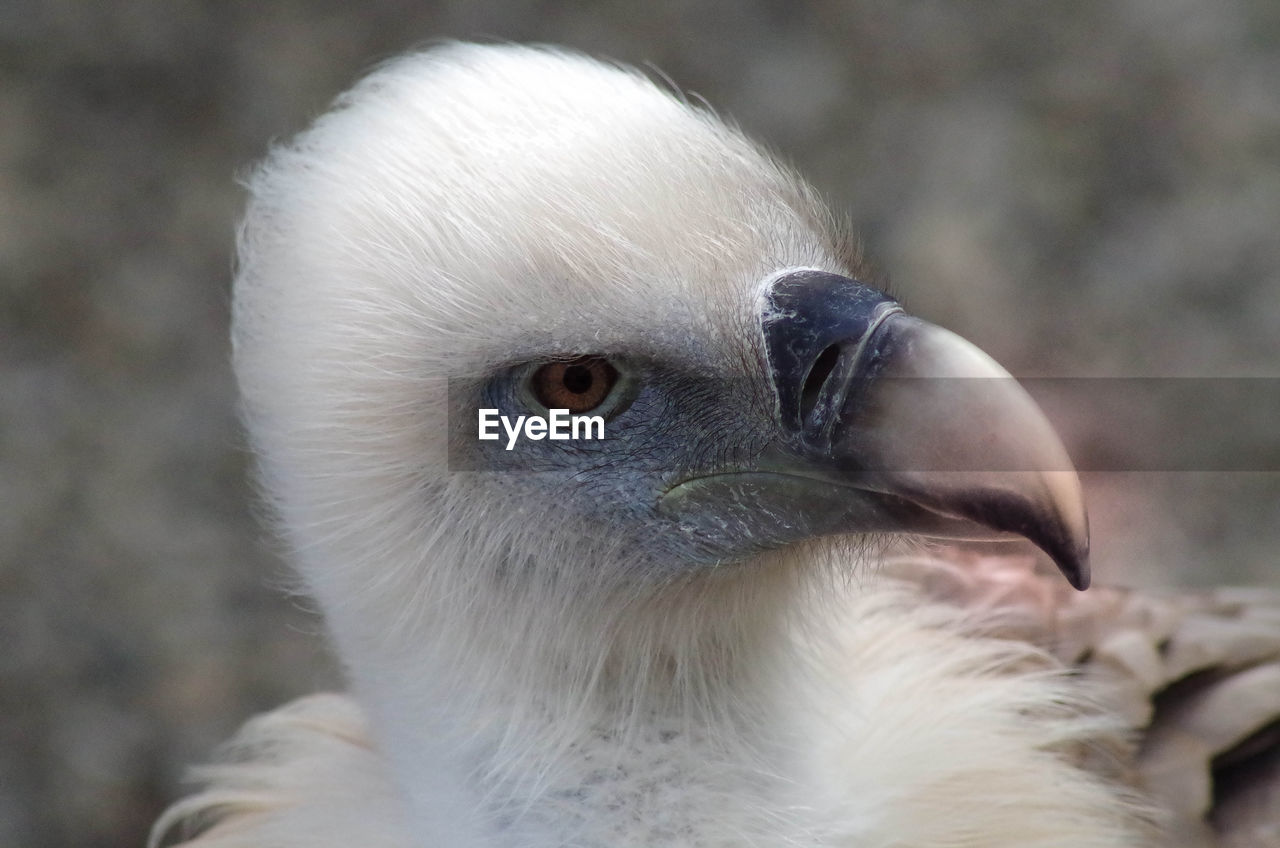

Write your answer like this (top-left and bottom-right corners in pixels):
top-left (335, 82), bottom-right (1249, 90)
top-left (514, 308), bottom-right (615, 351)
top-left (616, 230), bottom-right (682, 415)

top-left (1066, 556), bottom-right (1091, 591)
top-left (1061, 498), bottom-right (1091, 591)
top-left (1054, 534), bottom-right (1091, 591)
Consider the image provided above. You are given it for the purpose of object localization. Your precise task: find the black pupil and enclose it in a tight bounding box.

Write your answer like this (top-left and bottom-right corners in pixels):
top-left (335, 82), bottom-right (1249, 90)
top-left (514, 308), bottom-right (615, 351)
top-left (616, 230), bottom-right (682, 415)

top-left (562, 364), bottom-right (594, 394)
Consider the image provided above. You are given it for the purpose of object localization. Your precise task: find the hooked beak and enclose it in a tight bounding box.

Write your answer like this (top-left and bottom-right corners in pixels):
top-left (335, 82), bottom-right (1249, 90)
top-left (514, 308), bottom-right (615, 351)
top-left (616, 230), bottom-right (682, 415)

top-left (660, 270), bottom-right (1090, 590)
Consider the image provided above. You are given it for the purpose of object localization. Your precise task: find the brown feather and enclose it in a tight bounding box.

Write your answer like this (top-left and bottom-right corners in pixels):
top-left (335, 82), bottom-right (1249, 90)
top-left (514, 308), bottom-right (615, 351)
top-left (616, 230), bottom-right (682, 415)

top-left (890, 550), bottom-right (1280, 848)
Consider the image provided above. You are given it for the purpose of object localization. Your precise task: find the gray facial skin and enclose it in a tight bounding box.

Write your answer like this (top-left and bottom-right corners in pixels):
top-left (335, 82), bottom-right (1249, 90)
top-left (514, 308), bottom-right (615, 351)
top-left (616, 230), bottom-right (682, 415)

top-left (470, 270), bottom-right (1088, 590)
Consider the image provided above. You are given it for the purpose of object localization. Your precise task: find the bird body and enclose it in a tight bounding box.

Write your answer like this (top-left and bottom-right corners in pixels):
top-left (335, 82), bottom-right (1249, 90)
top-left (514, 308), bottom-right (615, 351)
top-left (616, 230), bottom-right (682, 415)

top-left (155, 44), bottom-right (1280, 848)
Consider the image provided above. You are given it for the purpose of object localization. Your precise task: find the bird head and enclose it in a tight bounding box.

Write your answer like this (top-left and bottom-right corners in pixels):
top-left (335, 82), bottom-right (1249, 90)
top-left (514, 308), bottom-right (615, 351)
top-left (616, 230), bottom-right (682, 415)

top-left (231, 44), bottom-right (1088, 710)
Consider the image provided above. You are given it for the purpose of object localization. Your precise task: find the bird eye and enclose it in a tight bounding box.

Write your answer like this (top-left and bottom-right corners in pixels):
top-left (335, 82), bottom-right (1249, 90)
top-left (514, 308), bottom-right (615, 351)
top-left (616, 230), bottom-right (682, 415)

top-left (528, 357), bottom-right (620, 414)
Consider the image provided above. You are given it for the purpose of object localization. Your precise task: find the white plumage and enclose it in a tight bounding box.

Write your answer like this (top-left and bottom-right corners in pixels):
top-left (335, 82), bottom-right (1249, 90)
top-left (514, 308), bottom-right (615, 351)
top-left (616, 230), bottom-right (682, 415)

top-left (154, 44), bottom-right (1280, 848)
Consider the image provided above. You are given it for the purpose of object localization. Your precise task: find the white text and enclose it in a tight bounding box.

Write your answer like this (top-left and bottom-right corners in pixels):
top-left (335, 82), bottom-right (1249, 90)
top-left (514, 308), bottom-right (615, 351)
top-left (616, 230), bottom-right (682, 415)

top-left (478, 408), bottom-right (605, 450)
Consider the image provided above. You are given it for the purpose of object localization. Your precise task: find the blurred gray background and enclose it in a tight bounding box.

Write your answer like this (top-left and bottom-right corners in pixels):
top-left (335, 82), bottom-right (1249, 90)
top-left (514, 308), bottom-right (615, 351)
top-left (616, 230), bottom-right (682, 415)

top-left (3, 2), bottom-right (1278, 846)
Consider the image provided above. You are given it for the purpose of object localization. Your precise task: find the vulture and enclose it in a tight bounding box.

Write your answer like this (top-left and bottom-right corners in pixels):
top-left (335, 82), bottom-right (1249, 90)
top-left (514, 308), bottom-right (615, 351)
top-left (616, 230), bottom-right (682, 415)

top-left (154, 43), bottom-right (1280, 848)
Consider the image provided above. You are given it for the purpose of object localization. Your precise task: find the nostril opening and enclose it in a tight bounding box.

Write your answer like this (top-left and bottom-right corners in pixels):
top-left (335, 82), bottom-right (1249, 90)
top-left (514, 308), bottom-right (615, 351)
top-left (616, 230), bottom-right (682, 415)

top-left (799, 344), bottom-right (841, 423)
